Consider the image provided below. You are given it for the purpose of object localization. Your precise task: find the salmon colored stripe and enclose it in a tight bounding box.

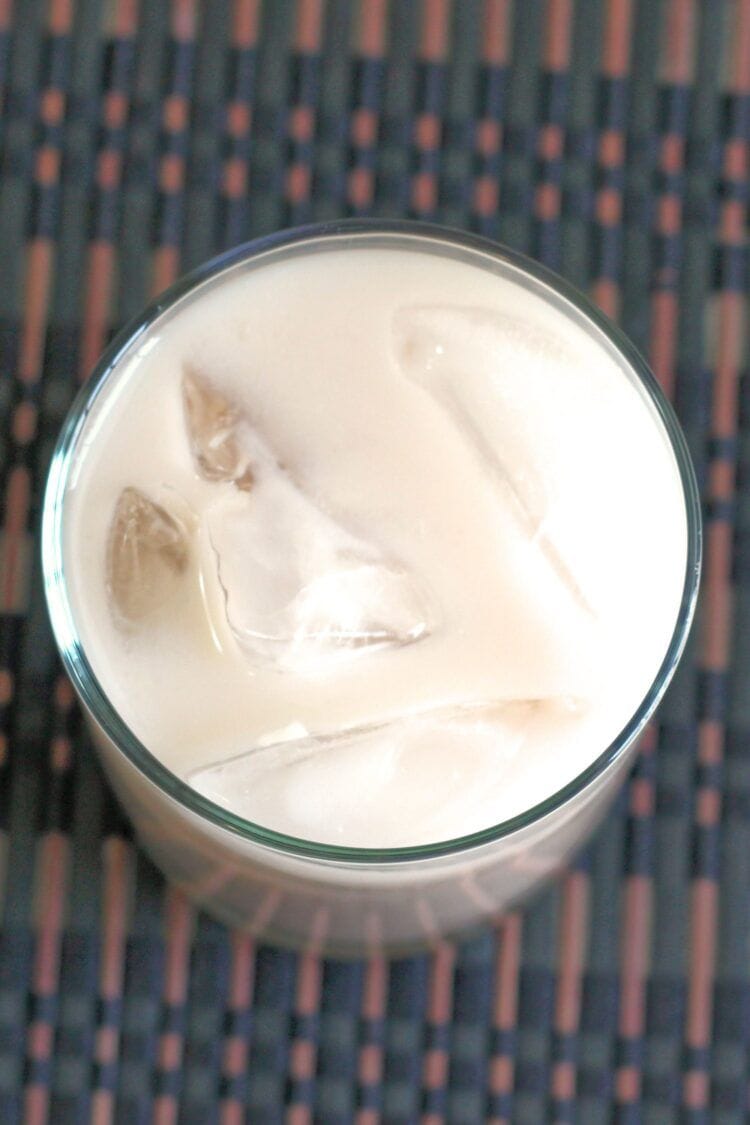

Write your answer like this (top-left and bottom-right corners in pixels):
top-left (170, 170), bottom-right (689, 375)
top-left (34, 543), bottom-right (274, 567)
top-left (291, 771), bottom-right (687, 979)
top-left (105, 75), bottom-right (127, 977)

top-left (23, 1086), bottom-right (48, 1125)
top-left (698, 721), bottom-right (723, 766)
top-left (222, 1035), bottom-right (246, 1076)
top-left (492, 913), bottom-right (522, 1029)
top-left (116, 0), bottom-right (139, 35)
top-left (158, 1031), bottom-right (182, 1070)
top-left (0, 669), bottom-right (12, 706)
top-left (50, 735), bottom-right (70, 772)
top-left (630, 777), bottom-right (655, 818)
top-left (355, 955), bottom-right (387, 1121)
top-left (696, 788), bottom-right (721, 827)
top-left (707, 454), bottom-right (733, 505)
top-left (732, 0), bottom-right (750, 91)
top-left (474, 174), bottom-right (500, 216)
top-left (48, 0), bottom-right (73, 34)
top-left (12, 400), bottom-right (37, 445)
top-left (422, 1047), bottom-right (449, 1096)
top-left (220, 1105), bottom-right (244, 1125)
top-left (535, 182), bottom-right (561, 220)
top-left (91, 1090), bottom-right (115, 1125)
top-left (103, 0), bottom-right (139, 37)
top-left (657, 194), bottom-right (682, 236)
top-left (600, 0), bottom-right (633, 77)
top-left (27, 1020), bottom-right (53, 1059)
top-left (724, 137), bottom-right (747, 180)
top-left (685, 877), bottom-right (718, 1047)
top-left (0, 0), bottom-right (13, 26)
top-left (592, 278), bottom-right (619, 321)
top-left (228, 932), bottom-right (255, 1008)
top-left (683, 1069), bottom-right (709, 1109)
top-left (552, 1060), bottom-right (575, 1100)
top-left (162, 889), bottom-right (193, 1004)
top-left (618, 875), bottom-right (651, 1038)
top-left (152, 246), bottom-right (180, 298)
top-left (18, 239), bottom-right (53, 384)
top-left (490, 1054), bottom-right (514, 1095)
top-left (153, 1096), bottom-right (178, 1125)
top-left (616, 1064), bottom-right (640, 1101)
top-left (660, 132), bottom-right (684, 175)
top-left (412, 171), bottom-right (438, 212)
top-left (701, 526), bottom-right (733, 671)
top-left (95, 1026), bottom-right (118, 1066)
top-left (713, 294), bottom-right (745, 435)
top-left (649, 290), bottom-right (678, 399)
top-left (99, 836), bottom-right (131, 999)
top-left (482, 0), bottom-right (512, 65)
top-left (362, 955), bottom-right (387, 1019)
top-left (233, 0), bottom-right (261, 45)
top-left (419, 0), bottom-right (450, 60)
top-left (79, 241), bottom-right (115, 381)
top-left (554, 871), bottom-right (589, 1035)
top-left (2, 465), bottom-right (29, 535)
top-left (660, 0), bottom-right (696, 83)
top-left (357, 0), bottom-right (388, 54)
top-left (171, 0), bottom-right (196, 40)
top-left (720, 198), bottom-right (746, 243)
top-left (33, 832), bottom-right (68, 989)
top-left (426, 941), bottom-right (456, 1023)
top-left (2, 466), bottom-right (29, 609)
top-left (294, 0), bottom-right (324, 52)
top-left (287, 1107), bottom-right (312, 1125)
top-left (358, 1042), bottom-right (381, 1085)
top-left (544, 0), bottom-right (573, 71)
top-left (290, 1038), bottom-right (316, 1083)
top-left (294, 949), bottom-right (322, 1015)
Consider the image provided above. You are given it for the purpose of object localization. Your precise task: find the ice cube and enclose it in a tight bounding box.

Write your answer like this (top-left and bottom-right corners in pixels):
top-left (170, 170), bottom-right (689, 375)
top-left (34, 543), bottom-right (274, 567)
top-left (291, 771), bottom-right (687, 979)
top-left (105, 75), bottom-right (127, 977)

top-left (187, 700), bottom-right (537, 846)
top-left (392, 305), bottom-right (595, 616)
top-left (206, 467), bottom-right (432, 672)
top-left (106, 486), bottom-right (189, 623)
top-left (182, 367), bottom-right (255, 489)
top-left (181, 364), bottom-right (431, 671)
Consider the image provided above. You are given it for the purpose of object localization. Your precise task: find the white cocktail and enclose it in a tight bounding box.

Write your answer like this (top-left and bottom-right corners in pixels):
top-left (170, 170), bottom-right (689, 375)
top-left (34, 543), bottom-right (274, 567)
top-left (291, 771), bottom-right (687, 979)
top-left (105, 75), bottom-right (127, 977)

top-left (43, 225), bottom-right (700, 954)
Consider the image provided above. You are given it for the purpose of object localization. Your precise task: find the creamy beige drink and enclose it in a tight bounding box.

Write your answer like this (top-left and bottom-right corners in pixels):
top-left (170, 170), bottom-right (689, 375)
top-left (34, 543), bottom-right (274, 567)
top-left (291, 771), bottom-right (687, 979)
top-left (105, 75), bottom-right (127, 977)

top-left (46, 227), bottom-right (698, 950)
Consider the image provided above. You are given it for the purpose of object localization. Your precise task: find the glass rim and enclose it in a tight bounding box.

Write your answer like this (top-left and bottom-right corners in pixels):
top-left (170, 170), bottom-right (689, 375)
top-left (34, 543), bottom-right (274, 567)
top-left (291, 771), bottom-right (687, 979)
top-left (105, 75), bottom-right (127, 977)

top-left (41, 219), bottom-right (703, 865)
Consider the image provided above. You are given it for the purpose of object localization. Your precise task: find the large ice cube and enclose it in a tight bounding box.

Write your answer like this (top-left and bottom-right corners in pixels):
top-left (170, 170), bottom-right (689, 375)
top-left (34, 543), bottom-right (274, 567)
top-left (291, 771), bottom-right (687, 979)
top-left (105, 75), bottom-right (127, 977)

top-left (106, 486), bottom-right (190, 623)
top-left (392, 305), bottom-right (597, 616)
top-left (183, 369), bottom-right (432, 671)
top-left (188, 700), bottom-right (548, 846)
top-left (206, 472), bottom-right (432, 672)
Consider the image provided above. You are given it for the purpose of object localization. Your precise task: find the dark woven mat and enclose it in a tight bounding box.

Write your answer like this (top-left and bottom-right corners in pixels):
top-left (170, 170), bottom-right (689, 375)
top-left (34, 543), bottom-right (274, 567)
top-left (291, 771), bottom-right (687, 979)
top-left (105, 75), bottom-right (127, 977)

top-left (1, 0), bottom-right (747, 1121)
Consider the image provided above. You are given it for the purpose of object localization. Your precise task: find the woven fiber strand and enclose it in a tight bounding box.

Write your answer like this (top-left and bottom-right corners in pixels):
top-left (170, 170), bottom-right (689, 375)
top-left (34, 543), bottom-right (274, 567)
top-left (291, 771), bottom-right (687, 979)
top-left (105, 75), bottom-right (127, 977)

top-left (0, 0), bottom-right (746, 1121)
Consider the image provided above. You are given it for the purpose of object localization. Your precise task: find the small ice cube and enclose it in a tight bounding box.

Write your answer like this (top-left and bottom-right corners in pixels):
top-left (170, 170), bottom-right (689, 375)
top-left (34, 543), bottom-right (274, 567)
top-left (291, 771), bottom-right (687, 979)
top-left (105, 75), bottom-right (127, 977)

top-left (106, 486), bottom-right (189, 623)
top-left (188, 700), bottom-right (537, 845)
top-left (182, 367), bottom-right (255, 489)
top-left (206, 470), bottom-right (432, 672)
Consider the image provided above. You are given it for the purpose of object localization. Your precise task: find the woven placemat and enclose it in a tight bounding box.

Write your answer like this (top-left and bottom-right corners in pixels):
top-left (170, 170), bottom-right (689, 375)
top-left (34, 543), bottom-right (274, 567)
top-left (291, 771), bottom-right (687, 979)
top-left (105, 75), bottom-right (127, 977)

top-left (1, 0), bottom-right (746, 1121)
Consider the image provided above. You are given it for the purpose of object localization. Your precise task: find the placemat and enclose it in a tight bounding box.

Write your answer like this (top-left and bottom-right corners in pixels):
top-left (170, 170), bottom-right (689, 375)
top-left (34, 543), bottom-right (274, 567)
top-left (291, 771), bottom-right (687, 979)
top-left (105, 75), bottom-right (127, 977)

top-left (1, 0), bottom-right (747, 1120)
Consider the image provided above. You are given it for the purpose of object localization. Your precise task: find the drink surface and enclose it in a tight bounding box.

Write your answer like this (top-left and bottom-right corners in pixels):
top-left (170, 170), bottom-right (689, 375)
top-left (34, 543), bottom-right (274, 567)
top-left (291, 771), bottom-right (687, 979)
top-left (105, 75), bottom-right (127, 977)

top-left (63, 243), bottom-right (687, 847)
